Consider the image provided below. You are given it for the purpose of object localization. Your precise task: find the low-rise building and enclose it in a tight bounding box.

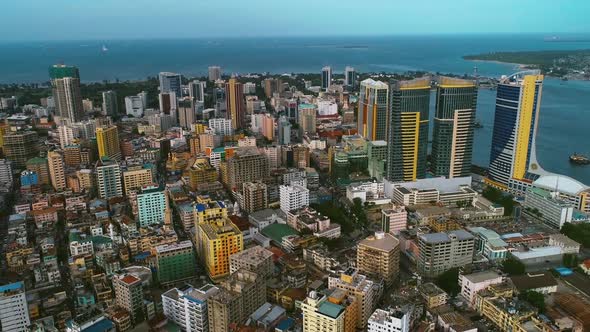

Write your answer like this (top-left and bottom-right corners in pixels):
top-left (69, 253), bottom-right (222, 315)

top-left (524, 187), bottom-right (574, 229)
top-left (381, 205), bottom-right (407, 235)
top-left (420, 283), bottom-right (448, 309)
top-left (367, 307), bottom-right (411, 332)
top-left (229, 245), bottom-right (274, 278)
top-left (510, 272), bottom-right (558, 295)
top-left (459, 271), bottom-right (504, 307)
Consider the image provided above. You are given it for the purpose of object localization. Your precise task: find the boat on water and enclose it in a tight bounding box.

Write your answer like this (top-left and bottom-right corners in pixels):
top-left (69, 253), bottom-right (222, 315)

top-left (569, 153), bottom-right (590, 165)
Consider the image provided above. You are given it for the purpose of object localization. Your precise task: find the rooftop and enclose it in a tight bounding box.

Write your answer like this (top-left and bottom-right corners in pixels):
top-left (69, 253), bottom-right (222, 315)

top-left (419, 229), bottom-right (474, 244)
top-left (359, 232), bottom-right (400, 252)
top-left (462, 271), bottom-right (503, 284)
top-left (230, 245), bottom-right (273, 264)
top-left (261, 223), bottom-right (298, 244)
top-left (318, 301), bottom-right (345, 319)
top-left (510, 272), bottom-right (557, 291)
top-left (533, 174), bottom-right (589, 196)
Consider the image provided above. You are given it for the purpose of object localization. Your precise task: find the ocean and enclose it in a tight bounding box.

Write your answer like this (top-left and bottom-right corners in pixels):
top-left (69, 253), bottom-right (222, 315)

top-left (0, 35), bottom-right (589, 184)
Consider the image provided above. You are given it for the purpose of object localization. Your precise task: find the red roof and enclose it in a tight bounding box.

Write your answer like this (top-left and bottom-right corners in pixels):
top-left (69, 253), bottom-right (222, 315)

top-left (583, 259), bottom-right (590, 269)
top-left (120, 274), bottom-right (140, 285)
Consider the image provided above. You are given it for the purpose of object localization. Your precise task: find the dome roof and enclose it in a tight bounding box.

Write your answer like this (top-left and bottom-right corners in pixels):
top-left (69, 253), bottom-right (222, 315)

top-left (533, 174), bottom-right (589, 196)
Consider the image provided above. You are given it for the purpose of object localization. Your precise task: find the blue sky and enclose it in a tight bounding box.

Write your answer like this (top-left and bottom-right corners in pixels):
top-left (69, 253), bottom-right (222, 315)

top-left (2, 0), bottom-right (589, 41)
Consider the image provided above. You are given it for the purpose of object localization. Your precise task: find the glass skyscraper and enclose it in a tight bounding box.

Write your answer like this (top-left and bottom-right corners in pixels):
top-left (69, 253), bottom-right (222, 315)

top-left (357, 79), bottom-right (389, 141)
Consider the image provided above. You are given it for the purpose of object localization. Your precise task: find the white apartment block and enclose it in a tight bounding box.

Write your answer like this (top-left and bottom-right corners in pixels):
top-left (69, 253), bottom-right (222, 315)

top-left (368, 308), bottom-right (411, 332)
top-left (162, 284), bottom-right (219, 332)
top-left (0, 282), bottom-right (30, 332)
top-left (279, 185), bottom-right (309, 213)
top-left (208, 118), bottom-right (233, 136)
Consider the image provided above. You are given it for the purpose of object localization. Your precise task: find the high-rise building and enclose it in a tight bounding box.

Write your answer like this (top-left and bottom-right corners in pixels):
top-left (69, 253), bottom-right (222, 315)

top-left (3, 131), bottom-right (39, 169)
top-left (50, 64), bottom-right (83, 123)
top-left (208, 118), bottom-right (233, 136)
top-left (178, 99), bottom-right (195, 129)
top-left (155, 240), bottom-right (196, 285)
top-left (229, 245), bottom-right (273, 278)
top-left (96, 125), bottom-right (121, 161)
top-left (136, 185), bottom-right (168, 227)
top-left (225, 78), bottom-right (245, 130)
top-left (207, 269), bottom-right (266, 332)
top-left (188, 158), bottom-right (218, 191)
top-left (328, 269), bottom-right (381, 329)
top-left (263, 78), bottom-right (282, 98)
top-left (279, 184), bottom-right (310, 213)
top-left (162, 284), bottom-right (219, 332)
top-left (26, 157), bottom-right (49, 185)
top-left (358, 79), bottom-right (389, 141)
top-left (487, 71), bottom-right (545, 191)
top-left (262, 114), bottom-right (274, 141)
top-left (189, 80), bottom-right (206, 102)
top-left (321, 66), bottom-right (332, 91)
top-left (278, 116), bottom-right (291, 145)
top-left (198, 218), bottom-right (244, 281)
top-left (102, 90), bottom-right (118, 116)
top-left (159, 72), bottom-right (182, 98)
top-left (63, 144), bottom-right (81, 167)
top-left (357, 232), bottom-right (400, 286)
top-left (48, 151), bottom-right (66, 191)
top-left (159, 92), bottom-right (178, 119)
top-left (242, 182), bottom-right (268, 214)
top-left (96, 158), bottom-right (123, 199)
top-left (381, 206), bottom-right (407, 235)
top-left (0, 159), bottom-right (13, 189)
top-left (299, 104), bottom-right (317, 135)
top-left (417, 229), bottom-right (475, 278)
top-left (0, 282), bottom-right (30, 331)
top-left (113, 273), bottom-right (144, 323)
top-left (431, 77), bottom-right (478, 178)
top-left (301, 291), bottom-right (346, 332)
top-left (122, 167), bottom-right (153, 196)
top-left (387, 78), bottom-right (431, 182)
top-left (125, 92), bottom-right (148, 118)
top-left (208, 66), bottom-right (222, 82)
top-left (226, 148), bottom-right (269, 190)
top-left (367, 308), bottom-right (411, 332)
top-left (344, 66), bottom-right (356, 89)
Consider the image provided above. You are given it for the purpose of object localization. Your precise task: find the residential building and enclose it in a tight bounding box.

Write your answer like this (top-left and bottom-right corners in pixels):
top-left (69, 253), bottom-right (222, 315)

top-left (58, 124), bottom-right (77, 148)
top-left (243, 182), bottom-right (268, 214)
top-left (122, 167), bottom-right (153, 196)
top-left (287, 206), bottom-right (341, 239)
top-left (387, 77), bottom-right (430, 182)
top-left (367, 307), bottom-right (411, 332)
top-left (208, 66), bottom-right (221, 82)
top-left (113, 273), bottom-right (144, 323)
top-left (162, 284), bottom-right (219, 332)
top-left (178, 99), bottom-right (196, 129)
top-left (226, 148), bottom-right (269, 190)
top-left (3, 131), bottom-right (39, 169)
top-left (524, 187), bottom-right (574, 229)
top-left (208, 118), bottom-right (233, 136)
top-left (381, 206), bottom-right (407, 235)
top-left (64, 144), bottom-right (81, 166)
top-left (301, 291), bottom-right (346, 332)
top-left (188, 80), bottom-right (206, 102)
top-left (321, 66), bottom-right (332, 91)
top-left (262, 114), bottom-right (275, 141)
top-left (278, 116), bottom-right (291, 145)
top-left (50, 64), bottom-right (83, 122)
top-left (102, 90), bottom-right (118, 116)
top-left (328, 269), bottom-right (381, 329)
top-left (188, 158), bottom-right (217, 191)
top-left (229, 245), bottom-right (274, 278)
top-left (459, 271), bottom-right (504, 307)
top-left (159, 72), bottom-right (182, 98)
top-left (468, 227), bottom-right (508, 261)
top-left (26, 157), bottom-right (49, 185)
top-left (69, 231), bottom-right (94, 256)
top-left (207, 269), bottom-right (266, 332)
top-left (264, 78), bottom-right (281, 98)
top-left (155, 241), bottom-right (196, 285)
top-left (125, 92), bottom-right (148, 118)
top-left (0, 282), bottom-right (30, 332)
top-left (358, 79), bottom-right (389, 141)
top-left (420, 282), bottom-right (448, 309)
top-left (357, 232), bottom-right (400, 285)
top-left (298, 103), bottom-right (317, 135)
top-left (279, 184), bottom-right (310, 213)
top-left (136, 185), bottom-right (168, 227)
top-left (48, 151), bottom-right (66, 191)
top-left (96, 159), bottom-right (123, 199)
top-left (226, 78), bottom-right (245, 130)
top-left (198, 218), bottom-right (244, 281)
top-left (0, 159), bottom-right (12, 189)
top-left (417, 229), bottom-right (475, 278)
top-left (96, 125), bottom-right (121, 161)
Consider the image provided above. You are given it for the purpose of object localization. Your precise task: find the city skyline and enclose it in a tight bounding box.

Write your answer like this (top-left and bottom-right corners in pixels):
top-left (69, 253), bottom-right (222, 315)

top-left (1, 1), bottom-right (589, 41)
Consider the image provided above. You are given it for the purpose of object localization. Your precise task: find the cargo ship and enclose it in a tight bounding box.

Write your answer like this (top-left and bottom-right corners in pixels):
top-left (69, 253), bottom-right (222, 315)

top-left (569, 153), bottom-right (590, 165)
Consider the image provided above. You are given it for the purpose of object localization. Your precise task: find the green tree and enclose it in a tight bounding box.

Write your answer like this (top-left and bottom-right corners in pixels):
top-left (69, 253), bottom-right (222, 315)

top-left (435, 268), bottom-right (460, 296)
top-left (562, 253), bottom-right (579, 268)
top-left (501, 257), bottom-right (525, 276)
top-left (519, 291), bottom-right (545, 313)
top-left (561, 223), bottom-right (590, 248)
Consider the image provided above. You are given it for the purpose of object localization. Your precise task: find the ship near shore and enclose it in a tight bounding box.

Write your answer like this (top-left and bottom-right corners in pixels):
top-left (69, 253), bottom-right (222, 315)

top-left (570, 153), bottom-right (590, 165)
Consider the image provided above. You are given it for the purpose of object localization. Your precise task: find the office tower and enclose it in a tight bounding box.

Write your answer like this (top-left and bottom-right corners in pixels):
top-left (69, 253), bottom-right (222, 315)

top-left (278, 116), bottom-right (291, 145)
top-left (178, 99), bottom-right (195, 129)
top-left (0, 159), bottom-right (12, 189)
top-left (487, 71), bottom-right (545, 190)
top-left (226, 148), bottom-right (269, 190)
top-left (387, 78), bottom-right (431, 182)
top-left (262, 114), bottom-right (274, 141)
top-left (345, 66), bottom-right (356, 89)
top-left (155, 240), bottom-right (196, 285)
top-left (357, 232), bottom-right (400, 286)
top-left (321, 66), bottom-right (332, 91)
top-left (208, 118), bottom-right (233, 136)
top-left (159, 72), bottom-right (182, 98)
top-left (208, 66), bottom-right (222, 82)
top-left (96, 159), bottom-right (123, 199)
top-left (0, 282), bottom-right (30, 331)
top-left (113, 273), bottom-right (145, 323)
top-left (198, 218), bottom-right (244, 281)
top-left (26, 157), bottom-right (49, 185)
top-left (48, 151), bottom-right (66, 191)
top-left (159, 92), bottom-right (178, 119)
top-left (358, 79), bottom-right (389, 141)
top-left (417, 229), bottom-right (475, 278)
top-left (229, 245), bottom-right (273, 278)
top-left (225, 78), bottom-right (245, 130)
top-left (102, 90), bottom-right (118, 116)
top-left (368, 308), bottom-right (411, 332)
top-left (207, 269), bottom-right (266, 332)
top-left (125, 92), bottom-right (148, 117)
top-left (50, 64), bottom-right (83, 123)
top-left (431, 77), bottom-right (478, 178)
top-left (264, 78), bottom-right (281, 98)
top-left (301, 291), bottom-right (346, 332)
top-left (96, 125), bottom-right (121, 161)
top-left (3, 131), bottom-right (39, 169)
top-left (242, 182), bottom-right (268, 214)
top-left (299, 104), bottom-right (317, 135)
top-left (189, 80), bottom-right (206, 102)
top-left (136, 185), bottom-right (168, 227)
top-left (328, 269), bottom-right (380, 329)
top-left (279, 184), bottom-right (310, 213)
top-left (162, 284), bottom-right (219, 332)
top-left (123, 167), bottom-right (153, 195)
top-left (381, 206), bottom-right (407, 235)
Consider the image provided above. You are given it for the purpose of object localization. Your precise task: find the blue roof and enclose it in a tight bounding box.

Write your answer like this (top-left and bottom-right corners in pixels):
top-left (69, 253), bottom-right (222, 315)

top-left (81, 318), bottom-right (115, 332)
top-left (195, 204), bottom-right (206, 212)
top-left (0, 281), bottom-right (24, 293)
top-left (276, 317), bottom-right (295, 331)
top-left (218, 201), bottom-right (225, 208)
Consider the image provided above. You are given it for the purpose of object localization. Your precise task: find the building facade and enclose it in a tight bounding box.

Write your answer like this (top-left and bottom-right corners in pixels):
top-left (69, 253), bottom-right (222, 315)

top-left (96, 125), bottom-right (121, 161)
top-left (417, 230), bottom-right (475, 278)
top-left (357, 232), bottom-right (400, 286)
top-left (358, 79), bottom-right (389, 141)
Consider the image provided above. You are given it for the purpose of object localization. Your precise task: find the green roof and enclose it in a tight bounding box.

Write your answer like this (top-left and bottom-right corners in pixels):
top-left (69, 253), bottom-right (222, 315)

top-left (318, 302), bottom-right (344, 319)
top-left (26, 157), bottom-right (47, 165)
top-left (261, 224), bottom-right (298, 243)
top-left (529, 187), bottom-right (552, 198)
top-left (91, 235), bottom-right (112, 245)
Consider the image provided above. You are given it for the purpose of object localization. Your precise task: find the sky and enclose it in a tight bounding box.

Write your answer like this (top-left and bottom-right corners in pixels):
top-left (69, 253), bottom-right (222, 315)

top-left (2, 0), bottom-right (590, 41)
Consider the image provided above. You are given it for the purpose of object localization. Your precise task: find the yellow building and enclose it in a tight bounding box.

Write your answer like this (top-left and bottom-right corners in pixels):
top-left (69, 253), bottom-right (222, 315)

top-left (47, 151), bottom-right (66, 191)
top-left (96, 125), bottom-right (121, 161)
top-left (302, 291), bottom-right (348, 332)
top-left (122, 167), bottom-right (153, 195)
top-left (188, 158), bottom-right (217, 191)
top-left (356, 232), bottom-right (400, 286)
top-left (76, 169), bottom-right (95, 191)
top-left (198, 218), bottom-right (243, 281)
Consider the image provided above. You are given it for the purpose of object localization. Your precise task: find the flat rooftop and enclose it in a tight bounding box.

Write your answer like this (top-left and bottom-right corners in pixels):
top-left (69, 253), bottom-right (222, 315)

top-left (359, 233), bottom-right (400, 252)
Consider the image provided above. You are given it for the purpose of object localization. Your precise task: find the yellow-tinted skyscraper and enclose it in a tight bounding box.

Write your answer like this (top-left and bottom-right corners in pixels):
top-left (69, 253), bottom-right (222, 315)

top-left (225, 78), bottom-right (244, 130)
top-left (96, 125), bottom-right (121, 161)
top-left (358, 79), bottom-right (389, 141)
top-left (48, 151), bottom-right (66, 191)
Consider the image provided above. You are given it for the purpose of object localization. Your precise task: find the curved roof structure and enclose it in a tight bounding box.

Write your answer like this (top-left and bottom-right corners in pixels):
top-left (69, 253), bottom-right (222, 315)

top-left (533, 174), bottom-right (589, 196)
